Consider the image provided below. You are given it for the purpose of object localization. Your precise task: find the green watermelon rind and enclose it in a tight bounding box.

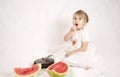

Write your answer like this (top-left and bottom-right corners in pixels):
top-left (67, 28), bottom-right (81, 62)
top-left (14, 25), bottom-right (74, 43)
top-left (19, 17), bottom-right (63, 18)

top-left (47, 61), bottom-right (69, 77)
top-left (47, 70), bottom-right (68, 77)
top-left (13, 64), bottom-right (41, 77)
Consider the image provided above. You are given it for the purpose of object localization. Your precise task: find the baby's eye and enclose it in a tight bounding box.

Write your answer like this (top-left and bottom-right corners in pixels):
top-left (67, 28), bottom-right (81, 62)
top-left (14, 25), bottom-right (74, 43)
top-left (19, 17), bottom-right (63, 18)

top-left (74, 18), bottom-right (77, 20)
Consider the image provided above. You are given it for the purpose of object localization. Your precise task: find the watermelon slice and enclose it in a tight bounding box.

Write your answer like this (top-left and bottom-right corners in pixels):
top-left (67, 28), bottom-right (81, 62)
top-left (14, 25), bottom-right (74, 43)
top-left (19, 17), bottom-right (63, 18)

top-left (13, 64), bottom-right (41, 77)
top-left (47, 61), bottom-right (69, 77)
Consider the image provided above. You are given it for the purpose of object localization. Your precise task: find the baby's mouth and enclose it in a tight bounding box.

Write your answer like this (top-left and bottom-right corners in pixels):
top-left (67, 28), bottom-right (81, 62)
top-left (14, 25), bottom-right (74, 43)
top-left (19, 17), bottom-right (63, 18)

top-left (75, 24), bottom-right (78, 27)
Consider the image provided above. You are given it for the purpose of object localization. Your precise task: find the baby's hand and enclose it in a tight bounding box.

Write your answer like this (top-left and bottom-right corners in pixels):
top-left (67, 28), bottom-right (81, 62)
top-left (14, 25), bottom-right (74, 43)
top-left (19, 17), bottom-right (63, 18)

top-left (66, 51), bottom-right (73, 57)
top-left (71, 25), bottom-right (77, 31)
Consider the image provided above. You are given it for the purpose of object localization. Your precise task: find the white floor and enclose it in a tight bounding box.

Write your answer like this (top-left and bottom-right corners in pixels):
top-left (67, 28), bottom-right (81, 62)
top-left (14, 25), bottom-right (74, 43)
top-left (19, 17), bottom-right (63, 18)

top-left (1, 50), bottom-right (120, 77)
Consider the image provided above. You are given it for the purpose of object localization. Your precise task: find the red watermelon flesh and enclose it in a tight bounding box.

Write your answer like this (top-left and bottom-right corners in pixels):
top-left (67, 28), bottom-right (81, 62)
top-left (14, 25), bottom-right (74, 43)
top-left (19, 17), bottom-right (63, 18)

top-left (48, 62), bottom-right (68, 73)
top-left (13, 64), bottom-right (41, 77)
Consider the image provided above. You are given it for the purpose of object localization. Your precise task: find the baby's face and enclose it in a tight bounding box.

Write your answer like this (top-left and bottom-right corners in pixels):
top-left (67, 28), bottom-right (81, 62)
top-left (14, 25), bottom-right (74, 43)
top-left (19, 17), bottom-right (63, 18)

top-left (73, 14), bottom-right (86, 30)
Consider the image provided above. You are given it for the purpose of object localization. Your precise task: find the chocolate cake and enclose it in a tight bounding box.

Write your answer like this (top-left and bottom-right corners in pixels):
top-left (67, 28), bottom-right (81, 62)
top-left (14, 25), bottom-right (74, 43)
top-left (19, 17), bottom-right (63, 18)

top-left (34, 55), bottom-right (54, 69)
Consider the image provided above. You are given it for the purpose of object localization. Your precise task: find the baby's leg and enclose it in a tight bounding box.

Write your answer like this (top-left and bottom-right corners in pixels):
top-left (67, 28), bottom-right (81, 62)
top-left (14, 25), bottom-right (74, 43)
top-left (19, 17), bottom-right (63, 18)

top-left (63, 52), bottom-right (96, 70)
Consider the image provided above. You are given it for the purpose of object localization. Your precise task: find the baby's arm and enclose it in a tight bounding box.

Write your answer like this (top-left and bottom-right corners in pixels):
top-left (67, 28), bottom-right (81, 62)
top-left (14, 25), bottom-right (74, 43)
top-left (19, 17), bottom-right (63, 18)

top-left (64, 26), bottom-right (77, 41)
top-left (74, 42), bottom-right (88, 52)
top-left (66, 42), bottom-right (88, 57)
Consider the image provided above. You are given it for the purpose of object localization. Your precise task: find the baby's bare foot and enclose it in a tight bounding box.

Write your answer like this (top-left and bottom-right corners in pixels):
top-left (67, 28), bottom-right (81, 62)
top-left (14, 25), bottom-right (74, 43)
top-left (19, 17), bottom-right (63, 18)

top-left (84, 66), bottom-right (92, 70)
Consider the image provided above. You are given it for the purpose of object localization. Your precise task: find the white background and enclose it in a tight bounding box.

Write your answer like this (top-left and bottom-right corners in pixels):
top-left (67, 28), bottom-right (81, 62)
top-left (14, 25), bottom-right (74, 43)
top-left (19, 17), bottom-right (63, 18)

top-left (0, 0), bottom-right (120, 77)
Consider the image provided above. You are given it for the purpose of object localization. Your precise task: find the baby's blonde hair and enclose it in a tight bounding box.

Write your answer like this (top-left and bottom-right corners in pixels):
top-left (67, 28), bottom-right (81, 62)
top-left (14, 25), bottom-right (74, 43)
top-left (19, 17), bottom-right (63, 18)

top-left (74, 10), bottom-right (89, 23)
